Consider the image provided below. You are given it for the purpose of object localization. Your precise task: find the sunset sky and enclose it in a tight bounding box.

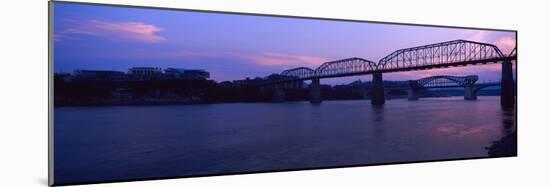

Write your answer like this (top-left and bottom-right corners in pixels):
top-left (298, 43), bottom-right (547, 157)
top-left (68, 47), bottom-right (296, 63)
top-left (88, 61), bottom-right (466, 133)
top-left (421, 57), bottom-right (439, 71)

top-left (53, 2), bottom-right (516, 84)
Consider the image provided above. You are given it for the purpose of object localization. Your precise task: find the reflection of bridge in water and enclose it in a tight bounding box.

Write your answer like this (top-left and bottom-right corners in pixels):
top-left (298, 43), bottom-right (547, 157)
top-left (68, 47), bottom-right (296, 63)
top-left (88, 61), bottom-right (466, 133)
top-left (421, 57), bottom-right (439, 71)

top-left (263, 40), bottom-right (517, 108)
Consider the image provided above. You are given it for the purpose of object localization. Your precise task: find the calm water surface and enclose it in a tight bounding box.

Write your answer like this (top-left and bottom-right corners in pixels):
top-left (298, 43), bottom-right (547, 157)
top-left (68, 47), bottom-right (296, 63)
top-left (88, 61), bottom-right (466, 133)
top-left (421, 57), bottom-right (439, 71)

top-left (54, 96), bottom-right (515, 184)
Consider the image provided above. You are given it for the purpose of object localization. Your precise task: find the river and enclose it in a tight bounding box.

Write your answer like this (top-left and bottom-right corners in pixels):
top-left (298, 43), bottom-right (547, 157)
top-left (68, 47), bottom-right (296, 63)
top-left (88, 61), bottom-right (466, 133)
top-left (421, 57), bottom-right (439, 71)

top-left (54, 96), bottom-right (515, 184)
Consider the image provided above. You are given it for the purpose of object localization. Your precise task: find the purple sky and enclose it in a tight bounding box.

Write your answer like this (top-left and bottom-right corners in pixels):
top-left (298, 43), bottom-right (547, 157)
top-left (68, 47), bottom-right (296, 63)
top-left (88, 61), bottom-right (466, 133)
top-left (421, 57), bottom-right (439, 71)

top-left (53, 2), bottom-right (516, 84)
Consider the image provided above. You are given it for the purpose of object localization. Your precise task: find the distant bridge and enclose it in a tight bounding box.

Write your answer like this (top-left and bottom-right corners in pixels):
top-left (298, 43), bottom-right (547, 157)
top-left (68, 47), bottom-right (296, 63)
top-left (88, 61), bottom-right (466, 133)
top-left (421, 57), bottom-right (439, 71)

top-left (405, 75), bottom-right (500, 100)
top-left (262, 39), bottom-right (516, 107)
top-left (409, 75), bottom-right (479, 89)
top-left (346, 75), bottom-right (500, 100)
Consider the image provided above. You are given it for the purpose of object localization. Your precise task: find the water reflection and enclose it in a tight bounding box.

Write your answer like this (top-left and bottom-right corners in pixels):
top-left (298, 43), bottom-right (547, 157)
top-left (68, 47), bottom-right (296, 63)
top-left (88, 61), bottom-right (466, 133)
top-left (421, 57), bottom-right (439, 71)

top-left (371, 104), bottom-right (384, 122)
top-left (500, 107), bottom-right (516, 135)
top-left (484, 106), bottom-right (517, 157)
top-left (370, 104), bottom-right (387, 147)
top-left (54, 96), bottom-right (515, 184)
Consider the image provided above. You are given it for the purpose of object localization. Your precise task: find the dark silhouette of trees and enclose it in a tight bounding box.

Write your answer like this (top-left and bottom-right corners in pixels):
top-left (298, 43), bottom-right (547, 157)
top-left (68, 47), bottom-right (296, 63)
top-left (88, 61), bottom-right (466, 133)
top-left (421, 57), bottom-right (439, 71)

top-left (54, 75), bottom-right (417, 106)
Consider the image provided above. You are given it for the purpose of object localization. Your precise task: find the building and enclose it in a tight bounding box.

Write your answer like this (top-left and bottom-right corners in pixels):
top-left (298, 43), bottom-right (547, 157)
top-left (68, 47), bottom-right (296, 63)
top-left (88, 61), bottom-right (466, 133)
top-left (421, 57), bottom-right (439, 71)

top-left (128, 67), bottom-right (162, 80)
top-left (73, 69), bottom-right (126, 81)
top-left (182, 69), bottom-right (210, 80)
top-left (163, 68), bottom-right (186, 79)
top-left (232, 77), bottom-right (265, 88)
top-left (164, 68), bottom-right (210, 80)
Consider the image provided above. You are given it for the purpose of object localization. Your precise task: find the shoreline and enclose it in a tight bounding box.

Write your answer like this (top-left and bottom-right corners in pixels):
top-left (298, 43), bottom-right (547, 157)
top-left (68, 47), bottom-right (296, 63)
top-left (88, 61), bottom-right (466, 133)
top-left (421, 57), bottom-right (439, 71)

top-left (487, 131), bottom-right (518, 157)
top-left (53, 95), bottom-right (502, 107)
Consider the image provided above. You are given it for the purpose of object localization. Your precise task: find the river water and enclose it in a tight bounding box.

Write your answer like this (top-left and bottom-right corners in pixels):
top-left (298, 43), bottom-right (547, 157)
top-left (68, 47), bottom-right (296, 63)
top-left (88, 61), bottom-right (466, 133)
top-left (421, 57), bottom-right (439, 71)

top-left (54, 96), bottom-right (515, 184)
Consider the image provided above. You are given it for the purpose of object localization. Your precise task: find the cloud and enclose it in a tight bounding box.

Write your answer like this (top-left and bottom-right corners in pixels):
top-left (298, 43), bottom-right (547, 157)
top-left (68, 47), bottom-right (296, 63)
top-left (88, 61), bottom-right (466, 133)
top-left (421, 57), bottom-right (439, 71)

top-left (460, 30), bottom-right (516, 55)
top-left (462, 30), bottom-right (491, 42)
top-left (495, 36), bottom-right (516, 55)
top-left (57, 19), bottom-right (165, 43)
top-left (238, 52), bottom-right (327, 69)
top-left (53, 33), bottom-right (65, 42)
top-left (131, 50), bottom-right (328, 69)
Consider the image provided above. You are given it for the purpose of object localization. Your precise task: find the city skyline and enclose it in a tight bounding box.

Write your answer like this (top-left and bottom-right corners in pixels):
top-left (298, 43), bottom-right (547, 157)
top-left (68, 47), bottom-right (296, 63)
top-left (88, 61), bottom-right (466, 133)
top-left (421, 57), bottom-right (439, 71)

top-left (53, 3), bottom-right (516, 84)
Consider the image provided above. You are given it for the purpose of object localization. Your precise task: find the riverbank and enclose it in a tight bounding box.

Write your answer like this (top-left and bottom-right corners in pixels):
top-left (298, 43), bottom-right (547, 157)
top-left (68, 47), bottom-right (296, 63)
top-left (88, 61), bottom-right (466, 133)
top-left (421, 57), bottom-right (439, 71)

top-left (54, 97), bottom-right (509, 183)
top-left (487, 131), bottom-right (517, 157)
top-left (54, 95), bottom-right (504, 107)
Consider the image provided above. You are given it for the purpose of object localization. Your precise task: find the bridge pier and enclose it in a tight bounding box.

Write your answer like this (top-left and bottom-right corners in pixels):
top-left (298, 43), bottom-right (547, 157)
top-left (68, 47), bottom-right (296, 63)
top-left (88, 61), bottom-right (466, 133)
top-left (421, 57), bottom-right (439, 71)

top-left (310, 78), bottom-right (322, 104)
top-left (501, 59), bottom-right (515, 108)
top-left (407, 89), bottom-right (421, 100)
top-left (273, 85), bottom-right (285, 102)
top-left (500, 60), bottom-right (515, 108)
top-left (371, 73), bottom-right (385, 105)
top-left (464, 85), bottom-right (478, 100)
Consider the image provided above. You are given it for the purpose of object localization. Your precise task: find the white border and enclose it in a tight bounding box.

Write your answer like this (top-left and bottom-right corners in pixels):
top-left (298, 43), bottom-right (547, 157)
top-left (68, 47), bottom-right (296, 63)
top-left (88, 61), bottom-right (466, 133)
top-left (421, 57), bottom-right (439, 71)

top-left (2, 0), bottom-right (550, 187)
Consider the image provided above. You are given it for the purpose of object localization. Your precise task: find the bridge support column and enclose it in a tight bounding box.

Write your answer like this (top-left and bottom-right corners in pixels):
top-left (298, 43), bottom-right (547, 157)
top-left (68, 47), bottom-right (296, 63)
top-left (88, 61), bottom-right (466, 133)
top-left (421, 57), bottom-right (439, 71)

top-left (408, 89), bottom-right (421, 100)
top-left (464, 85), bottom-right (478, 100)
top-left (371, 73), bottom-right (385, 105)
top-left (501, 60), bottom-right (515, 108)
top-left (310, 78), bottom-right (322, 104)
top-left (273, 85), bottom-right (285, 102)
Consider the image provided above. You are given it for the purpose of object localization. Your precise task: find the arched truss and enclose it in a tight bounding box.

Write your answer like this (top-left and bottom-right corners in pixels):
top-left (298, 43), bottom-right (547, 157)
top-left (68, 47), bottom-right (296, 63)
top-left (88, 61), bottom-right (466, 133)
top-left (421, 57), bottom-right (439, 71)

top-left (278, 57), bottom-right (377, 80)
top-left (378, 40), bottom-right (505, 72)
top-left (280, 67), bottom-right (315, 79)
top-left (410, 75), bottom-right (479, 89)
top-left (314, 57), bottom-right (378, 78)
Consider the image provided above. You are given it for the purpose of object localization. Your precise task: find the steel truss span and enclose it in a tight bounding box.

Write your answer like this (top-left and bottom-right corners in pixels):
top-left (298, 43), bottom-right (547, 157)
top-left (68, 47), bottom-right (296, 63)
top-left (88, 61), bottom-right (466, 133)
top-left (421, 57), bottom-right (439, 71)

top-left (378, 40), bottom-right (507, 72)
top-left (314, 57), bottom-right (378, 78)
top-left (280, 67), bottom-right (315, 79)
top-left (280, 57), bottom-right (377, 80)
top-left (276, 40), bottom-right (515, 82)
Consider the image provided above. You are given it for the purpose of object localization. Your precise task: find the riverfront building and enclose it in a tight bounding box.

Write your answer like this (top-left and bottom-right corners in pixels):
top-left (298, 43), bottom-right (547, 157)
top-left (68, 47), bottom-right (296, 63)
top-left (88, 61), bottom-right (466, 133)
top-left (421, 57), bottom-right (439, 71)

top-left (164, 68), bottom-right (210, 80)
top-left (128, 67), bottom-right (163, 80)
top-left (73, 69), bottom-right (126, 81)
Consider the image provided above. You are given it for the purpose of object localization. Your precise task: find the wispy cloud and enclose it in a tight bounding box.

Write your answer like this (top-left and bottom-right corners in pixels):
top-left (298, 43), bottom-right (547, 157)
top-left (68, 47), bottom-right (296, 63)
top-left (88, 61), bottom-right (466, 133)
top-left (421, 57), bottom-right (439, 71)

top-left (460, 30), bottom-right (516, 54)
top-left (53, 33), bottom-right (65, 42)
top-left (237, 52), bottom-right (327, 69)
top-left (128, 50), bottom-right (328, 69)
top-left (56, 19), bottom-right (166, 43)
top-left (495, 36), bottom-right (516, 55)
top-left (462, 30), bottom-right (491, 42)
